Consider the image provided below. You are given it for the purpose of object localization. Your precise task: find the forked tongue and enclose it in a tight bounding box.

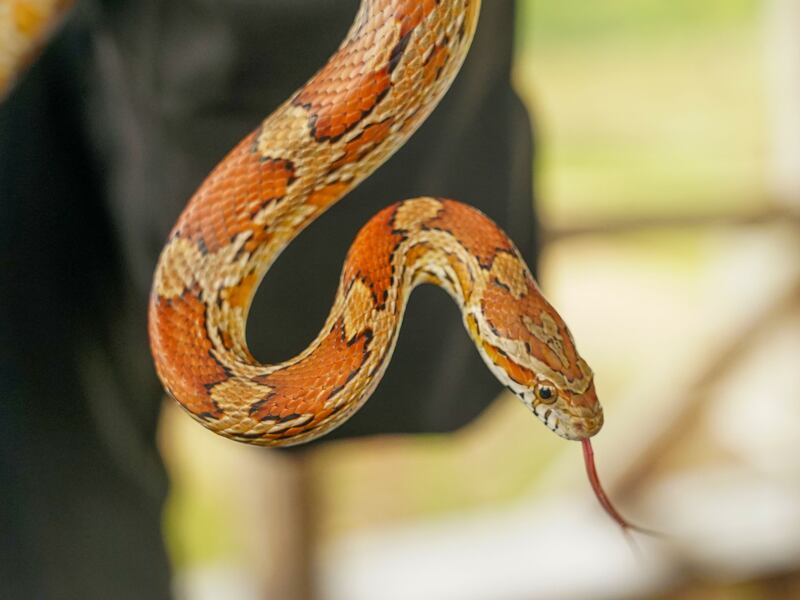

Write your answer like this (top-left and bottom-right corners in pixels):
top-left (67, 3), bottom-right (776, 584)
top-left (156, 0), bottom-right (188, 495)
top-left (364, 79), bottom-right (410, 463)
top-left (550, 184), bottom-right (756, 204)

top-left (581, 438), bottom-right (662, 538)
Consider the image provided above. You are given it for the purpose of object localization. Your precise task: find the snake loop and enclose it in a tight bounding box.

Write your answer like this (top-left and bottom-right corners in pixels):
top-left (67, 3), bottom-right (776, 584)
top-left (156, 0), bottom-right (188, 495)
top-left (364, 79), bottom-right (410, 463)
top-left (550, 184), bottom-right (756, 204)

top-left (148, 0), bottom-right (604, 446)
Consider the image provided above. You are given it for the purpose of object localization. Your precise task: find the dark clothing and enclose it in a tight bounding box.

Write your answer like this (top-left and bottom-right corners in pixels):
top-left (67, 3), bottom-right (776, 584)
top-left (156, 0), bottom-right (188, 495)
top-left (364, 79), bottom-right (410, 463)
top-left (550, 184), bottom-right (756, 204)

top-left (0, 1), bottom-right (535, 597)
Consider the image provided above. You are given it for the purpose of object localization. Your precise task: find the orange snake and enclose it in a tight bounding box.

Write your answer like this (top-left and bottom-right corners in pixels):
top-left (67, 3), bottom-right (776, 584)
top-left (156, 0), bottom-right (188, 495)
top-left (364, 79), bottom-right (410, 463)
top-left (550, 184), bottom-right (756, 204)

top-left (148, 0), bottom-right (644, 532)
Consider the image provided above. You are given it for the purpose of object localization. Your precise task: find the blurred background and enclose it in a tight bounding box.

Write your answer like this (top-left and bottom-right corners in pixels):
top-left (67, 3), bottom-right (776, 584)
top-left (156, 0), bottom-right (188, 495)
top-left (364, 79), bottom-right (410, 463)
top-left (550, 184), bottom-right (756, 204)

top-left (3, 1), bottom-right (800, 599)
top-left (159, 1), bottom-right (800, 599)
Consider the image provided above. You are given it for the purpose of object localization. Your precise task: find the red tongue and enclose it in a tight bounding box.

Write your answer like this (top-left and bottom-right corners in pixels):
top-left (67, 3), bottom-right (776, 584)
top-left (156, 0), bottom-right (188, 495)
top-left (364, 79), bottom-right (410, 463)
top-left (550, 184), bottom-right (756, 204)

top-left (581, 438), bottom-right (660, 537)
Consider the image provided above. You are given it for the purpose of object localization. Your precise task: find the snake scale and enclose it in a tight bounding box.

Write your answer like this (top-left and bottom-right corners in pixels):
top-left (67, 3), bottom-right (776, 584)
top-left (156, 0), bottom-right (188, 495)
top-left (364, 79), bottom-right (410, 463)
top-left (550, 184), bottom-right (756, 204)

top-left (147, 0), bottom-right (647, 531)
top-left (149, 0), bottom-right (603, 444)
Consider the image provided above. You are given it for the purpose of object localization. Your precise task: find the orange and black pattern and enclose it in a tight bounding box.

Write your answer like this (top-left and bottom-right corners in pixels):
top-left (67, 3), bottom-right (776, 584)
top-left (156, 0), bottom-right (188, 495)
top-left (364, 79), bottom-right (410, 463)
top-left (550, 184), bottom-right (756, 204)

top-left (149, 0), bottom-right (604, 446)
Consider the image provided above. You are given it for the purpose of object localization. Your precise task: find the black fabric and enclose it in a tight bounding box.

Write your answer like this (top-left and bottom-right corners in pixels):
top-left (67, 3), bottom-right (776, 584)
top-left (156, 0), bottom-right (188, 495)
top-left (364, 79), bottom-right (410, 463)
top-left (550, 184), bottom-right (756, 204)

top-left (0, 20), bottom-right (171, 600)
top-left (0, 1), bottom-right (535, 597)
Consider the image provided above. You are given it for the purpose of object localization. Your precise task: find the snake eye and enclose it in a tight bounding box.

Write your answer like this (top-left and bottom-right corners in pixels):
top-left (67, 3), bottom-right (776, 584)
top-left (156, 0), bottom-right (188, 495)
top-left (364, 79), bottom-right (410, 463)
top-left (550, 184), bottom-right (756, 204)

top-left (536, 383), bottom-right (556, 404)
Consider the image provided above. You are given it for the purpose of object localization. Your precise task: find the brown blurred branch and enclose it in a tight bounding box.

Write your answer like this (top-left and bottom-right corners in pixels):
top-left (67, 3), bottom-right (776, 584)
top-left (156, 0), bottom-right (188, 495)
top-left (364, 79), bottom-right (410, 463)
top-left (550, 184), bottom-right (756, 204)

top-left (543, 204), bottom-right (800, 243)
top-left (537, 197), bottom-right (800, 500)
top-left (614, 277), bottom-right (800, 498)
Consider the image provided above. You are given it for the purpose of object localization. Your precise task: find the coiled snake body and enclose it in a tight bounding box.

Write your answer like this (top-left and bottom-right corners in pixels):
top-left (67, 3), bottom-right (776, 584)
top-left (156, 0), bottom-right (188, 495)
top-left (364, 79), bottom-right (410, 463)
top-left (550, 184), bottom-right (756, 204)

top-left (148, 0), bottom-right (604, 448)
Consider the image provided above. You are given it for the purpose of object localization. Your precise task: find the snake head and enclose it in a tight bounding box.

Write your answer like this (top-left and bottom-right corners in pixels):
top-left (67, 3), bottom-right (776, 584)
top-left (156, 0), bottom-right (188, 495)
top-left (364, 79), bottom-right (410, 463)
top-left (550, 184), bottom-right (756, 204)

top-left (466, 282), bottom-right (604, 441)
top-left (519, 367), bottom-right (603, 441)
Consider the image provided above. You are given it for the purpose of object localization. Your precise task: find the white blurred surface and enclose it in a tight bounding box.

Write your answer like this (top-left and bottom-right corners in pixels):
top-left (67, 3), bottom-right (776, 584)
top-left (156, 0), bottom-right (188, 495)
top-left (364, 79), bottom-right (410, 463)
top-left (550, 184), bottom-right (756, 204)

top-left (320, 496), bottom-right (672, 600)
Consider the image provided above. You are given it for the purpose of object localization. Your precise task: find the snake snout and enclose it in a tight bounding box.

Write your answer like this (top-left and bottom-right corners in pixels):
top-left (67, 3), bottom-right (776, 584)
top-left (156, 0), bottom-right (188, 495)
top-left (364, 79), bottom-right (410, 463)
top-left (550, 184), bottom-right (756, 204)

top-left (572, 411), bottom-right (604, 439)
top-left (560, 382), bottom-right (604, 439)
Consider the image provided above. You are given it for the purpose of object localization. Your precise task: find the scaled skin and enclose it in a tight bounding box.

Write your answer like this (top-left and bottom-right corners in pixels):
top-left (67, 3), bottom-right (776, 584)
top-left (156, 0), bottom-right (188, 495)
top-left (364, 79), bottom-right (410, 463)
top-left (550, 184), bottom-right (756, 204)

top-left (148, 0), bottom-right (603, 445)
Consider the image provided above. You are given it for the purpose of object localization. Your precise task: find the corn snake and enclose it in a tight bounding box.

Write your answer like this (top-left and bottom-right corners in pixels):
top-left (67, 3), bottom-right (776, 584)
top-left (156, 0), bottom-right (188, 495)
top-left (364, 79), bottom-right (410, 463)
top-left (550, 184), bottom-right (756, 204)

top-left (148, 0), bottom-right (606, 451)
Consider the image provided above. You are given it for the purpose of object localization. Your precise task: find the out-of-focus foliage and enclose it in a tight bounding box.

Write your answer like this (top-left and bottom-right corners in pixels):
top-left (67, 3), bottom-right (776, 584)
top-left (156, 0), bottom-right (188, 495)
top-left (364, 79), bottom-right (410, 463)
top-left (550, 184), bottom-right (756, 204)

top-left (516, 0), bottom-right (765, 225)
top-left (517, 0), bottom-right (757, 47)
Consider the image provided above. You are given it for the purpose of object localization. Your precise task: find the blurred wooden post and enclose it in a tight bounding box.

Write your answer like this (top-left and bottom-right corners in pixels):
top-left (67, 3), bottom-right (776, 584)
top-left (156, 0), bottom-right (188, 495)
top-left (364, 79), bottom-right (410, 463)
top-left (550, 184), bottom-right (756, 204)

top-left (292, 452), bottom-right (317, 600)
top-left (263, 451), bottom-right (316, 600)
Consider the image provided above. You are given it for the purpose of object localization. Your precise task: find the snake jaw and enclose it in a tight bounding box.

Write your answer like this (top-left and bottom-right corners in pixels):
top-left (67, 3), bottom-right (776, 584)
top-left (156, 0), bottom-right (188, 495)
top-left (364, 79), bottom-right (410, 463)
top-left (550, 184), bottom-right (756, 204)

top-left (524, 381), bottom-right (603, 441)
top-left (564, 401), bottom-right (604, 441)
top-left (508, 378), bottom-right (605, 442)
top-left (564, 381), bottom-right (604, 440)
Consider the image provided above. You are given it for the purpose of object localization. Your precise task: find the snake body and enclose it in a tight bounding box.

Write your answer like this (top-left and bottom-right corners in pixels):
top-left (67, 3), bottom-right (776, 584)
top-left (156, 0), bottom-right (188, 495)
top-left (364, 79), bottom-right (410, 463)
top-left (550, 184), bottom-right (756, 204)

top-left (148, 0), bottom-right (604, 446)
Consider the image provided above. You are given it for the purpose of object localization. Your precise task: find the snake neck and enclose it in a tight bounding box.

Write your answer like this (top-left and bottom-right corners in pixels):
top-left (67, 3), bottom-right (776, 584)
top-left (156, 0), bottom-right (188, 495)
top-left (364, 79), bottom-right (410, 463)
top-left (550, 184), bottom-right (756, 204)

top-left (149, 1), bottom-right (482, 443)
